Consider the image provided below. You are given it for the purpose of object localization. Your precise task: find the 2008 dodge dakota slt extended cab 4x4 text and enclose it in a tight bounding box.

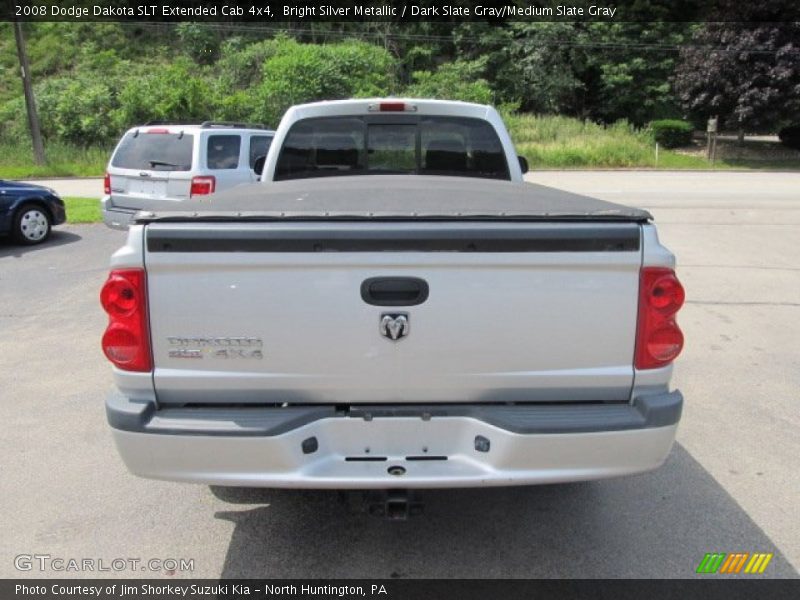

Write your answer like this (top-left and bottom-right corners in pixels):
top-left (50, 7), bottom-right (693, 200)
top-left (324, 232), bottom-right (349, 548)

top-left (101, 100), bottom-right (685, 489)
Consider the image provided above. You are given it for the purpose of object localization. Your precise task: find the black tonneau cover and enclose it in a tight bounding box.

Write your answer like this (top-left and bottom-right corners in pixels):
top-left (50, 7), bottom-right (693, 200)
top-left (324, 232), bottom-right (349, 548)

top-left (133, 175), bottom-right (652, 223)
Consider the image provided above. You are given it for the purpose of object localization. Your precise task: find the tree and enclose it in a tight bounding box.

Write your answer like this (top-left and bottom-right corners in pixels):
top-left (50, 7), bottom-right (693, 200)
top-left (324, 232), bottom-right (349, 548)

top-left (451, 17), bottom-right (694, 124)
top-left (405, 60), bottom-right (493, 104)
top-left (574, 21), bottom-right (693, 125)
top-left (503, 23), bottom-right (584, 115)
top-left (673, 13), bottom-right (800, 134)
top-left (13, 22), bottom-right (45, 164)
top-left (453, 22), bottom-right (583, 115)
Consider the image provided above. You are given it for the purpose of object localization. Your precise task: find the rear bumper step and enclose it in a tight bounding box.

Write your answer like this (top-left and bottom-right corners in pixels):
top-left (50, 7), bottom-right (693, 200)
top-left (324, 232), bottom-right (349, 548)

top-left (107, 392), bottom-right (681, 436)
top-left (107, 393), bottom-right (682, 488)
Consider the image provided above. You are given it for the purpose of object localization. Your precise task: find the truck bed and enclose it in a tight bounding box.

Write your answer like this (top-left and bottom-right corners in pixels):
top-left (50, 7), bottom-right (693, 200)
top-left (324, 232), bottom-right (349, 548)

top-left (132, 175), bottom-right (652, 224)
top-left (129, 176), bottom-right (655, 406)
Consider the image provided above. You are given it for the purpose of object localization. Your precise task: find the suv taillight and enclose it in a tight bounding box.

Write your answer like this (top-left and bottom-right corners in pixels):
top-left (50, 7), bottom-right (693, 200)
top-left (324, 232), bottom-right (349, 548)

top-left (190, 176), bottom-right (216, 197)
top-left (100, 268), bottom-right (152, 372)
top-left (104, 173), bottom-right (111, 195)
top-left (635, 267), bottom-right (685, 369)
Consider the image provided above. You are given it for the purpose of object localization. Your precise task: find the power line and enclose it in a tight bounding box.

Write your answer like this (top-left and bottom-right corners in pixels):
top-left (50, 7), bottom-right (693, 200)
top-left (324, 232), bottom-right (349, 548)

top-left (119, 21), bottom-right (800, 56)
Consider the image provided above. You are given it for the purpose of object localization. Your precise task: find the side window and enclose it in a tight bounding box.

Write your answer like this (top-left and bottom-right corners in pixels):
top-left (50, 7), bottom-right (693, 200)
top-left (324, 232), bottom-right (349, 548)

top-left (207, 135), bottom-right (241, 170)
top-left (249, 136), bottom-right (272, 169)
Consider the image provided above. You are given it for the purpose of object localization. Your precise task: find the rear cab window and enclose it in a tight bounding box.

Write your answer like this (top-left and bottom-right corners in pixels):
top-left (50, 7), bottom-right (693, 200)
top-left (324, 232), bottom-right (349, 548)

top-left (368, 124), bottom-right (416, 172)
top-left (274, 116), bottom-right (509, 181)
top-left (111, 130), bottom-right (194, 171)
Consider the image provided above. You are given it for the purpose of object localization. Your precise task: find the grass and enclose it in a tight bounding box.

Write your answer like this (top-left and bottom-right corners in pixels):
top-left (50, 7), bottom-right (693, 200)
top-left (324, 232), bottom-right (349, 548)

top-left (504, 114), bottom-right (800, 170)
top-left (507, 114), bottom-right (671, 168)
top-left (63, 197), bottom-right (102, 223)
top-left (0, 141), bottom-right (108, 179)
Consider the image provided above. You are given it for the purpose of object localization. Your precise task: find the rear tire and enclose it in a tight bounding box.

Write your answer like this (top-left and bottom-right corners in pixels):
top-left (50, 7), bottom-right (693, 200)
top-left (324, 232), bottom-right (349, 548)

top-left (13, 204), bottom-right (51, 245)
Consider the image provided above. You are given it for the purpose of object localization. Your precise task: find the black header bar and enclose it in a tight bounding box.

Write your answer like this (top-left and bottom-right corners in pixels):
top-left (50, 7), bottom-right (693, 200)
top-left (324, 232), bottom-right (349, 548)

top-left (145, 223), bottom-right (641, 253)
top-left (3, 579), bottom-right (800, 600)
top-left (3, 0), bottom-right (800, 22)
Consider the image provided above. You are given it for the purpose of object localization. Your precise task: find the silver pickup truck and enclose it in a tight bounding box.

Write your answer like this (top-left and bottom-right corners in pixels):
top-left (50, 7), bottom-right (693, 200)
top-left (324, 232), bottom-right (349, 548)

top-left (102, 100), bottom-right (685, 490)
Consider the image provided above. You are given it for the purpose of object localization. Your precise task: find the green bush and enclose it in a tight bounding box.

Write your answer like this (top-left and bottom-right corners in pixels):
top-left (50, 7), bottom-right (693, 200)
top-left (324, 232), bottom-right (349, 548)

top-left (176, 23), bottom-right (220, 65)
top-left (52, 80), bottom-right (118, 146)
top-left (0, 76), bottom-right (118, 145)
top-left (113, 59), bottom-right (215, 128)
top-left (649, 119), bottom-right (694, 148)
top-left (252, 38), bottom-right (397, 125)
top-left (214, 38), bottom-right (281, 91)
top-left (0, 96), bottom-right (28, 142)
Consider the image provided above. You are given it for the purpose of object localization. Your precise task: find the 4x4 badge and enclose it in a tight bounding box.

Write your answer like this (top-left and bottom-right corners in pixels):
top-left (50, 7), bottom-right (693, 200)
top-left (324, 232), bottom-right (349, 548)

top-left (380, 313), bottom-right (409, 341)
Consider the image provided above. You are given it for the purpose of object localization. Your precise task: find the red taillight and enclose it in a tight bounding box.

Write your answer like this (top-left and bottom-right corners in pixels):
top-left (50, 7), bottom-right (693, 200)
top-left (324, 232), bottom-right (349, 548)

top-left (190, 175), bottom-right (216, 197)
top-left (145, 128), bottom-right (169, 134)
top-left (100, 269), bottom-right (151, 372)
top-left (104, 173), bottom-right (111, 195)
top-left (635, 267), bottom-right (685, 369)
top-left (101, 274), bottom-right (139, 316)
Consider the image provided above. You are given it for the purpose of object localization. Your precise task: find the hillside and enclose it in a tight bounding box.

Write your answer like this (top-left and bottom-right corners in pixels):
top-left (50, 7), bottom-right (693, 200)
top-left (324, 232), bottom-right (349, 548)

top-left (1, 20), bottom-right (798, 175)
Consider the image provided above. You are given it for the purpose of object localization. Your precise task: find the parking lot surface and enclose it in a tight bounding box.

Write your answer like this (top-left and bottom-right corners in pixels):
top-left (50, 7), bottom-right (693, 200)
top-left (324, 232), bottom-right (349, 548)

top-left (1, 171), bottom-right (798, 578)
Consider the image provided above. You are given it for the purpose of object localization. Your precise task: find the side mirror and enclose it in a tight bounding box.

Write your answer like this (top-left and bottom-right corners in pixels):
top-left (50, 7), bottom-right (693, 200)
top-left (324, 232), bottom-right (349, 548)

top-left (253, 155), bottom-right (266, 176)
top-left (518, 155), bottom-right (529, 174)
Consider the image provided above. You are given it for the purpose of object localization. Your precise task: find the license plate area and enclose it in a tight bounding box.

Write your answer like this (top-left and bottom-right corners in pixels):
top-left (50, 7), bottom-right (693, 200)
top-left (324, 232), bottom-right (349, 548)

top-left (128, 178), bottom-right (167, 197)
top-left (315, 416), bottom-right (466, 461)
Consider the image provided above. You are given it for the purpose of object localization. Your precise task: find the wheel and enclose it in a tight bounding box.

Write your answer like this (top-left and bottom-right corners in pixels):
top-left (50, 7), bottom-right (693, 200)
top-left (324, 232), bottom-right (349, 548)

top-left (13, 204), bottom-right (51, 245)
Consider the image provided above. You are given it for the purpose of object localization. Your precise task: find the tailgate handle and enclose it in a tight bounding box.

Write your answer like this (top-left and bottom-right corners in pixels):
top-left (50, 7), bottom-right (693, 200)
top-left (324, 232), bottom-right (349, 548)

top-left (361, 277), bottom-right (429, 306)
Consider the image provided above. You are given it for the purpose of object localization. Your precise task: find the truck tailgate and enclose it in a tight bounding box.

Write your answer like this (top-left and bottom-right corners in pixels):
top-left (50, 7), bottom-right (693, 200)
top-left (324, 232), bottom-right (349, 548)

top-left (144, 221), bottom-right (642, 405)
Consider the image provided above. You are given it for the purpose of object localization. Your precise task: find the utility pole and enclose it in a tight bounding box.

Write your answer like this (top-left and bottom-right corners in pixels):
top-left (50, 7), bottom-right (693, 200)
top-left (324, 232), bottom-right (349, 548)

top-left (13, 21), bottom-right (45, 165)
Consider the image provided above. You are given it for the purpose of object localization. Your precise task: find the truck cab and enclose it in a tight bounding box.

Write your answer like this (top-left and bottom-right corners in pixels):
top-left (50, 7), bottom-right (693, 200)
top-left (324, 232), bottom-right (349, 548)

top-left (258, 99), bottom-right (528, 183)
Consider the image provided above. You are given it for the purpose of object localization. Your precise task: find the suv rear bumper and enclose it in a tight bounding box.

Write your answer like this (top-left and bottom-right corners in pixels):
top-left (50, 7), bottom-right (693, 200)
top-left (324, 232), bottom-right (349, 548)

top-left (107, 392), bottom-right (682, 489)
top-left (101, 195), bottom-right (135, 230)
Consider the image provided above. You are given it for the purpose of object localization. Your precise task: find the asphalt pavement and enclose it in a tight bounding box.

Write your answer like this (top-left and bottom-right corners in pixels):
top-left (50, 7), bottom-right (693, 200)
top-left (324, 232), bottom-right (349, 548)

top-left (1, 171), bottom-right (798, 578)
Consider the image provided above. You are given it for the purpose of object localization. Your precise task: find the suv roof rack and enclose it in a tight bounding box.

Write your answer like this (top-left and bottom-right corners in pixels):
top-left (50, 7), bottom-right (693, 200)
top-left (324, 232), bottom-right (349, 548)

top-left (200, 121), bottom-right (269, 130)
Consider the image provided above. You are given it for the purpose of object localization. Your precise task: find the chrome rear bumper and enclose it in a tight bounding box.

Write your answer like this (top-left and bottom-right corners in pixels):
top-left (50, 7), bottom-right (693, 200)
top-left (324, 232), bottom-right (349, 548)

top-left (108, 393), bottom-right (682, 489)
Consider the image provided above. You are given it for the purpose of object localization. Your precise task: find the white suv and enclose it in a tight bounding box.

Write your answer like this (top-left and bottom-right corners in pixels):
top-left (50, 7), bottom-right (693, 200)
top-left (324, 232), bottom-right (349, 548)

top-left (102, 122), bottom-right (274, 229)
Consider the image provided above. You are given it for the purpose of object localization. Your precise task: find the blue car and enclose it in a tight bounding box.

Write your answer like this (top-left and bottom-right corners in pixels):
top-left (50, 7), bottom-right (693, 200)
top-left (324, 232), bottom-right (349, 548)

top-left (0, 180), bottom-right (66, 245)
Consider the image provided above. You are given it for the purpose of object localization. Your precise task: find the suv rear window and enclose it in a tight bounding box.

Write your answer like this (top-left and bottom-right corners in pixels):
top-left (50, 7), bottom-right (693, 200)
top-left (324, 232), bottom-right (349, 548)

top-left (274, 116), bottom-right (509, 181)
top-left (111, 131), bottom-right (193, 171)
